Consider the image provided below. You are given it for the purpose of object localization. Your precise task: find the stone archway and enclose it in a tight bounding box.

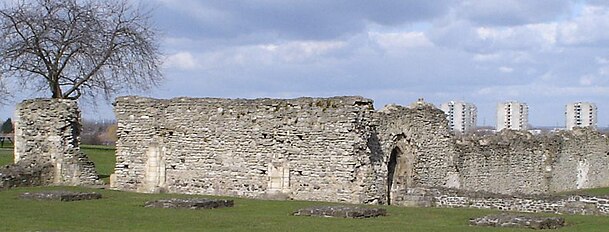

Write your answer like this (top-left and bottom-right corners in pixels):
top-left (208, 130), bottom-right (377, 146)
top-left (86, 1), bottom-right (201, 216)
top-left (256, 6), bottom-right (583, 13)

top-left (386, 147), bottom-right (401, 205)
top-left (386, 136), bottom-right (415, 205)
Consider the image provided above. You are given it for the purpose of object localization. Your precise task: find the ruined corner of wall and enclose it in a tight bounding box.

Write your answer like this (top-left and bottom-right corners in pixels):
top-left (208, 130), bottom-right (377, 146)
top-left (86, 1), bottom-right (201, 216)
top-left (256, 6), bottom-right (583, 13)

top-left (12, 98), bottom-right (101, 187)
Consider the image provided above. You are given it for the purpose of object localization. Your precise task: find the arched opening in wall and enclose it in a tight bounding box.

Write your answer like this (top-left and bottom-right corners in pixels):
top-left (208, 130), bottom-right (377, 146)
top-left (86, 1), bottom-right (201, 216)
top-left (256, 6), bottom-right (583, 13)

top-left (386, 147), bottom-right (401, 205)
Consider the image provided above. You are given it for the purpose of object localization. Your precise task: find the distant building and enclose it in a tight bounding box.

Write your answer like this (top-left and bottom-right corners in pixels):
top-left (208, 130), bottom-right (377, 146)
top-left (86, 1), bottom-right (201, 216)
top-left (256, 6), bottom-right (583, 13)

top-left (496, 101), bottom-right (529, 131)
top-left (440, 101), bottom-right (477, 133)
top-left (565, 102), bottom-right (597, 130)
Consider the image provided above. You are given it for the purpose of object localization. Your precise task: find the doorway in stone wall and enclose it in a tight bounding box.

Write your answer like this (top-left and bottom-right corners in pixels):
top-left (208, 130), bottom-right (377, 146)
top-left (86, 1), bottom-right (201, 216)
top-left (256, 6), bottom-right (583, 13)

top-left (386, 147), bottom-right (401, 205)
top-left (386, 136), bottom-right (415, 205)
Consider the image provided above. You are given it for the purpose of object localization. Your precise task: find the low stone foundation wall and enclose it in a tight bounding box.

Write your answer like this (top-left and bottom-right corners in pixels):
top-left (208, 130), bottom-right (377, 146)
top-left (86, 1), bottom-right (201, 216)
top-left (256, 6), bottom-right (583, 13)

top-left (404, 187), bottom-right (609, 216)
top-left (20, 191), bottom-right (102, 201)
top-left (292, 205), bottom-right (387, 218)
top-left (470, 213), bottom-right (565, 229)
top-left (144, 198), bottom-right (234, 209)
top-left (0, 159), bottom-right (54, 190)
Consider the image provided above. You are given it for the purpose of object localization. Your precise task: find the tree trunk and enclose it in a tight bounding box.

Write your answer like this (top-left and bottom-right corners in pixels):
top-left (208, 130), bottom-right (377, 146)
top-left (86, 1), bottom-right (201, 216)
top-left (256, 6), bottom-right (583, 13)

top-left (50, 81), bottom-right (63, 99)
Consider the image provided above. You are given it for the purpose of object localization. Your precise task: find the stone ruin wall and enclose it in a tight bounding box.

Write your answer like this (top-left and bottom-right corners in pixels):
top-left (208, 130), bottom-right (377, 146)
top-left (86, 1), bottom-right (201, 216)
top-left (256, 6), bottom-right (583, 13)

top-left (454, 132), bottom-right (551, 195)
top-left (405, 187), bottom-right (609, 216)
top-left (549, 129), bottom-right (609, 192)
top-left (11, 99), bottom-right (99, 186)
top-left (375, 102), bottom-right (458, 205)
top-left (112, 96), bottom-right (387, 204)
top-left (113, 96), bottom-right (609, 205)
top-left (453, 128), bottom-right (609, 195)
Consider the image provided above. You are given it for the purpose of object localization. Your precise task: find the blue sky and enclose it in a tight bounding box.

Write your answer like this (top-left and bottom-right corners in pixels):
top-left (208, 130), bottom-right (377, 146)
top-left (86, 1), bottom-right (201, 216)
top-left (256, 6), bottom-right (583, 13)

top-left (3, 0), bottom-right (609, 127)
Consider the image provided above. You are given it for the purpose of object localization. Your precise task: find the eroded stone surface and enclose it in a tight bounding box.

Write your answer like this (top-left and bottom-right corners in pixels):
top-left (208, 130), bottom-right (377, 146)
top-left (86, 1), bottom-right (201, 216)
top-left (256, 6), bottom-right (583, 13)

top-left (0, 160), bottom-right (54, 190)
top-left (144, 198), bottom-right (234, 209)
top-left (113, 96), bottom-right (386, 204)
top-left (14, 99), bottom-right (100, 186)
top-left (20, 191), bottom-right (102, 201)
top-left (402, 187), bottom-right (609, 216)
top-left (292, 205), bottom-right (387, 218)
top-left (470, 213), bottom-right (565, 229)
top-left (112, 96), bottom-right (609, 206)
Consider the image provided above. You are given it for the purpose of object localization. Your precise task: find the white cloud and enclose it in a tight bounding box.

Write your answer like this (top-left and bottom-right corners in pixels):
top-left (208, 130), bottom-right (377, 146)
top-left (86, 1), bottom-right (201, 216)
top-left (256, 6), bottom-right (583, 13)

top-left (475, 23), bottom-right (558, 51)
top-left (579, 75), bottom-right (594, 86)
top-left (370, 31), bottom-right (433, 51)
top-left (596, 56), bottom-right (609, 64)
top-left (499, 66), bottom-right (514, 73)
top-left (185, 40), bottom-right (347, 70)
top-left (458, 0), bottom-right (574, 26)
top-left (164, 52), bottom-right (198, 70)
top-left (473, 53), bottom-right (501, 62)
top-left (558, 5), bottom-right (609, 45)
top-left (268, 41), bottom-right (346, 62)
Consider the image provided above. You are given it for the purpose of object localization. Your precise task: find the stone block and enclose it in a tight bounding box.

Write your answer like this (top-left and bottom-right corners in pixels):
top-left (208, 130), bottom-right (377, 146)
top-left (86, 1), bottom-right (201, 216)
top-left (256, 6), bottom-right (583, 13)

top-left (0, 160), bottom-right (54, 190)
top-left (469, 213), bottom-right (565, 229)
top-left (559, 201), bottom-right (600, 215)
top-left (292, 205), bottom-right (387, 218)
top-left (20, 191), bottom-right (102, 201)
top-left (144, 198), bottom-right (234, 209)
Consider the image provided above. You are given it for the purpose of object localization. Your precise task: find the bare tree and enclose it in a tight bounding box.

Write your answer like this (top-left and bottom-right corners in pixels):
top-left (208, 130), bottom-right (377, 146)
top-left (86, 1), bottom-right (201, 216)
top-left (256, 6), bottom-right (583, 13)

top-left (0, 0), bottom-right (162, 100)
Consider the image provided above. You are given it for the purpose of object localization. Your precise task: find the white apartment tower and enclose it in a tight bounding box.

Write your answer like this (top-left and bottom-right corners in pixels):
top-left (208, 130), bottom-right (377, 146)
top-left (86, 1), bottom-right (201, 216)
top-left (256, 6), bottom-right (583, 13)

top-left (496, 101), bottom-right (529, 131)
top-left (440, 101), bottom-right (477, 133)
top-left (565, 102), bottom-right (597, 130)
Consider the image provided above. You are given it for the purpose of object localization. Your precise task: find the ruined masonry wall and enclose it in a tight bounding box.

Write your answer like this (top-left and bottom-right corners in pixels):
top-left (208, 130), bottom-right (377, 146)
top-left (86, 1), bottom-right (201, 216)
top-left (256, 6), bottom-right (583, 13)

top-left (455, 131), bottom-right (550, 194)
top-left (408, 187), bottom-right (609, 216)
top-left (454, 129), bottom-right (609, 195)
top-left (113, 96), bottom-right (383, 204)
top-left (376, 103), bottom-right (459, 205)
top-left (113, 96), bottom-right (609, 205)
top-left (14, 99), bottom-right (99, 185)
top-left (550, 129), bottom-right (609, 192)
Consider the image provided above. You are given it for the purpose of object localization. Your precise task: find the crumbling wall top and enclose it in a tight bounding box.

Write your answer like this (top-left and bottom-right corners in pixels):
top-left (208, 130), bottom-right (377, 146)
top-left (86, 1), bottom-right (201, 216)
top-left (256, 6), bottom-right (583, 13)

top-left (115, 95), bottom-right (375, 109)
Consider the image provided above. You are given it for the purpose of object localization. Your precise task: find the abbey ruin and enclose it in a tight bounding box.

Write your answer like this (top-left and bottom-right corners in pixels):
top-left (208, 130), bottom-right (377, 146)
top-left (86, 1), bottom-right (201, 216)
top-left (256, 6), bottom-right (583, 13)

top-left (111, 96), bottom-right (609, 206)
top-left (2, 96), bottom-right (608, 214)
top-left (0, 99), bottom-right (99, 190)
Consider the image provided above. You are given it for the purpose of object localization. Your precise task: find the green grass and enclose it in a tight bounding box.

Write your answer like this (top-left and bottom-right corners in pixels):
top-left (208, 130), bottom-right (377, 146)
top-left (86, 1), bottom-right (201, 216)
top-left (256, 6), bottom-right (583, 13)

top-left (0, 148), bottom-right (12, 166)
top-left (3, 145), bottom-right (609, 231)
top-left (81, 144), bottom-right (115, 184)
top-left (0, 141), bottom-right (14, 166)
top-left (559, 187), bottom-right (609, 197)
top-left (580, 187), bottom-right (609, 196)
top-left (2, 186), bottom-right (609, 232)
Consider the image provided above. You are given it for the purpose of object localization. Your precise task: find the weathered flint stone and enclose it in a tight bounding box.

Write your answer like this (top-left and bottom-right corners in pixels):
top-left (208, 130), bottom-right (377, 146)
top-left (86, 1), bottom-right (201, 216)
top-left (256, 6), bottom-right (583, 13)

top-left (20, 191), bottom-right (102, 201)
top-left (469, 213), bottom-right (565, 230)
top-left (144, 198), bottom-right (234, 209)
top-left (292, 205), bottom-right (387, 218)
top-left (559, 200), bottom-right (600, 215)
top-left (0, 161), bottom-right (54, 190)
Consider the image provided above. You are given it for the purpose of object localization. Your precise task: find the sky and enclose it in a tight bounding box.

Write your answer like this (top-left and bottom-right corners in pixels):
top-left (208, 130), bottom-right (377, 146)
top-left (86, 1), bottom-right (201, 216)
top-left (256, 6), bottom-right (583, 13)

top-left (3, 0), bottom-right (609, 128)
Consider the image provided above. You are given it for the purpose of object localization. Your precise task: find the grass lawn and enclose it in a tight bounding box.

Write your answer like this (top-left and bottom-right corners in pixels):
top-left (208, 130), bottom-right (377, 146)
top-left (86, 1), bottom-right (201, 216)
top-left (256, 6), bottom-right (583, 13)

top-left (0, 148), bottom-right (12, 165)
top-left (81, 144), bottom-right (116, 184)
top-left (0, 141), bottom-right (14, 165)
top-left (1, 186), bottom-right (609, 232)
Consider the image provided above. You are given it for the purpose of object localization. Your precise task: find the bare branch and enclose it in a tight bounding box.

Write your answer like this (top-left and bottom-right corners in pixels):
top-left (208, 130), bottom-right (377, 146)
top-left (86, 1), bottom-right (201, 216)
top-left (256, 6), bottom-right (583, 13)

top-left (0, 0), bottom-right (163, 101)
